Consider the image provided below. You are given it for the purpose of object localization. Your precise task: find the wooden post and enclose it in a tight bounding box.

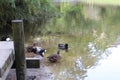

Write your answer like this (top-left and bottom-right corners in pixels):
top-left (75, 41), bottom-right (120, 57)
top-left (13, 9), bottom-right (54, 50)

top-left (12, 20), bottom-right (26, 80)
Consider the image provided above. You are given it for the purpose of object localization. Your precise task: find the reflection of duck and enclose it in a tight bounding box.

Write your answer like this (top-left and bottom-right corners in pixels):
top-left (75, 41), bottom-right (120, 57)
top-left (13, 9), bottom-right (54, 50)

top-left (47, 51), bottom-right (61, 63)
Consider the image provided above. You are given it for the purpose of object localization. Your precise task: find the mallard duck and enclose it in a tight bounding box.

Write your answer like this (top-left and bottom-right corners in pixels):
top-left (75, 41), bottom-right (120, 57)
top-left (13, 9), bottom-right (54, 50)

top-left (1, 35), bottom-right (11, 41)
top-left (26, 43), bottom-right (47, 57)
top-left (47, 51), bottom-right (61, 63)
top-left (58, 43), bottom-right (68, 52)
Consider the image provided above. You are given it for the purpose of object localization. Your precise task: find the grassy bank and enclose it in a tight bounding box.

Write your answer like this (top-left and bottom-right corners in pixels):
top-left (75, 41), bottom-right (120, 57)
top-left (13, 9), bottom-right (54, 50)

top-left (81, 0), bottom-right (120, 6)
top-left (38, 3), bottom-right (120, 50)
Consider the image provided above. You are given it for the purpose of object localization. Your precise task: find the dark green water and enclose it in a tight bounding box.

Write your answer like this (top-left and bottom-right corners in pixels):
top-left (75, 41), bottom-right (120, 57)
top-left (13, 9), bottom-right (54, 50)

top-left (31, 35), bottom-right (120, 80)
top-left (25, 3), bottom-right (120, 80)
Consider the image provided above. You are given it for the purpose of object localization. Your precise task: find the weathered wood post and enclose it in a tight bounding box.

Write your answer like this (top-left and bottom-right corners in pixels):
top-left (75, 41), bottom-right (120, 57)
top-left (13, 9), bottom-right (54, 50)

top-left (12, 20), bottom-right (26, 80)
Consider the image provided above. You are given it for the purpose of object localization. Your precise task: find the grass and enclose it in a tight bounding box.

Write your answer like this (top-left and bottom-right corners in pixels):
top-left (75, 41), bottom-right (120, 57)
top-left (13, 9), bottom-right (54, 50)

top-left (44, 3), bottom-right (120, 50)
top-left (82, 0), bottom-right (120, 6)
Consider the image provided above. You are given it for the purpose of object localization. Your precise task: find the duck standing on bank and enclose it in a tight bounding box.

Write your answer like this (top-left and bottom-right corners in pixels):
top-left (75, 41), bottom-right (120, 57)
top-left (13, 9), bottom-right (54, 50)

top-left (26, 42), bottom-right (47, 57)
top-left (1, 35), bottom-right (11, 41)
top-left (47, 50), bottom-right (61, 63)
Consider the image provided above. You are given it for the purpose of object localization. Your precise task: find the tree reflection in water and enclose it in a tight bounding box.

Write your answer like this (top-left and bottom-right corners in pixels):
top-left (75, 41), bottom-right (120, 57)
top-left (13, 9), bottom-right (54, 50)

top-left (31, 36), bottom-right (112, 80)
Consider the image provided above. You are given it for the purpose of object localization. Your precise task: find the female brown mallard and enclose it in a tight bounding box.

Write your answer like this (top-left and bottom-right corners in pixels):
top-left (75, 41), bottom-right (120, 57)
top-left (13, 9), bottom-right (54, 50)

top-left (47, 51), bottom-right (61, 63)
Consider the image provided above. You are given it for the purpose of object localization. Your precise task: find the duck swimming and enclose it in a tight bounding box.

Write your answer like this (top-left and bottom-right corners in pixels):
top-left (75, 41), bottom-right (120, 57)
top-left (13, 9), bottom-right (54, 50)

top-left (47, 50), bottom-right (61, 63)
top-left (58, 43), bottom-right (68, 52)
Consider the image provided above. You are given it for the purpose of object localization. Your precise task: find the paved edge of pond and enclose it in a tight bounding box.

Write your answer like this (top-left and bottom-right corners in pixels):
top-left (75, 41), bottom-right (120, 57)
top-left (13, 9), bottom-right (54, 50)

top-left (6, 55), bottom-right (54, 80)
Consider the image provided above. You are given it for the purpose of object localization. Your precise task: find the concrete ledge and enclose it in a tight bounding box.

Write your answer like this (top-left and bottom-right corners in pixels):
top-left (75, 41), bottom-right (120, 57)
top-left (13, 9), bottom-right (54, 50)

top-left (0, 50), bottom-right (14, 80)
top-left (0, 41), bottom-right (14, 49)
top-left (26, 58), bottom-right (40, 68)
top-left (0, 41), bottom-right (40, 80)
top-left (0, 41), bottom-right (14, 80)
top-left (12, 58), bottom-right (40, 69)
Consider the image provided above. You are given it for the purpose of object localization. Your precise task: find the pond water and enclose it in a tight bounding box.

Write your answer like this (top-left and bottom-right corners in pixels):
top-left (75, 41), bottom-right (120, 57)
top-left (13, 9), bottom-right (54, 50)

top-left (23, 2), bottom-right (120, 79)
top-left (32, 35), bottom-right (120, 80)
top-left (86, 45), bottom-right (120, 80)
